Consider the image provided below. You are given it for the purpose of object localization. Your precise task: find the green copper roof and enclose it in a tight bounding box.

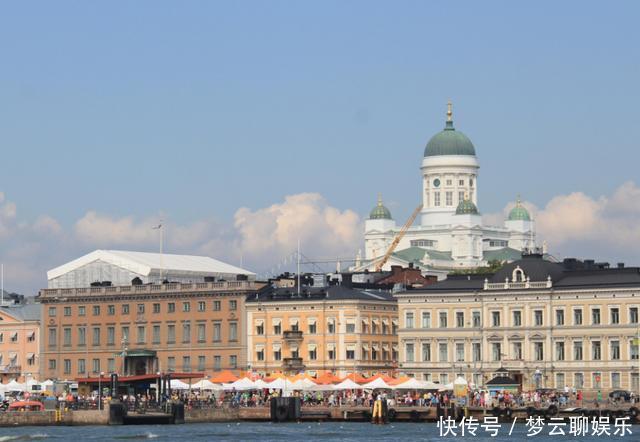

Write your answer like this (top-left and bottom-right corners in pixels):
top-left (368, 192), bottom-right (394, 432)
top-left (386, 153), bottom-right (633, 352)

top-left (369, 195), bottom-right (392, 220)
top-left (393, 246), bottom-right (453, 263)
top-left (483, 247), bottom-right (523, 262)
top-left (508, 196), bottom-right (531, 221)
top-left (455, 197), bottom-right (479, 215)
top-left (424, 103), bottom-right (476, 157)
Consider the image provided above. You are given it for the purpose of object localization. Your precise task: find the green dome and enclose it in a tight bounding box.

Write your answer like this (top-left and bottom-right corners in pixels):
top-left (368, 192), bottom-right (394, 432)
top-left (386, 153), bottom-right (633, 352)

top-left (455, 198), bottom-right (479, 215)
top-left (508, 197), bottom-right (531, 221)
top-left (424, 103), bottom-right (476, 157)
top-left (369, 195), bottom-right (392, 219)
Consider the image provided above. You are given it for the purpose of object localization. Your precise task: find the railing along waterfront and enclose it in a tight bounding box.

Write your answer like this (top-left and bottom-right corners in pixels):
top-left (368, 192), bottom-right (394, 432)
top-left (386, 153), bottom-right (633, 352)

top-left (40, 281), bottom-right (259, 297)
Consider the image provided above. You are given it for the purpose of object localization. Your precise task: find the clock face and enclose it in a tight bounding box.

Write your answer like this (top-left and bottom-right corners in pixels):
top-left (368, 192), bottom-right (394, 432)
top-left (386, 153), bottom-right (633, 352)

top-left (433, 178), bottom-right (441, 187)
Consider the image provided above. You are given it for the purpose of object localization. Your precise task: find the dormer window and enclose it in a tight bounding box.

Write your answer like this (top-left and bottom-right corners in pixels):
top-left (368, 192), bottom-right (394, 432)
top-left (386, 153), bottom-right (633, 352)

top-left (512, 266), bottom-right (525, 282)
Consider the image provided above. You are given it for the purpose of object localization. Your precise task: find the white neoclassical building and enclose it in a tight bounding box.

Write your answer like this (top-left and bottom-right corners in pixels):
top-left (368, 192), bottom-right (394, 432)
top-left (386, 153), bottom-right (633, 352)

top-left (360, 103), bottom-right (536, 274)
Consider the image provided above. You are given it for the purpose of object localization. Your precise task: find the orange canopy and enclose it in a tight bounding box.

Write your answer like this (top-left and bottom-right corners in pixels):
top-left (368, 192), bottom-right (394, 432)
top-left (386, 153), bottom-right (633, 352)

top-left (263, 372), bottom-right (287, 382)
top-left (210, 370), bottom-right (239, 383)
top-left (341, 372), bottom-right (368, 384)
top-left (315, 372), bottom-right (342, 384)
top-left (389, 376), bottom-right (411, 385)
top-left (365, 373), bottom-right (396, 383)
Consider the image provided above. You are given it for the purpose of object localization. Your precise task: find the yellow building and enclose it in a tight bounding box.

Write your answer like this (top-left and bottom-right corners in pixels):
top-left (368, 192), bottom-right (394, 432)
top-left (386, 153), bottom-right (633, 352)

top-left (0, 304), bottom-right (41, 383)
top-left (246, 280), bottom-right (399, 377)
top-left (396, 254), bottom-right (640, 394)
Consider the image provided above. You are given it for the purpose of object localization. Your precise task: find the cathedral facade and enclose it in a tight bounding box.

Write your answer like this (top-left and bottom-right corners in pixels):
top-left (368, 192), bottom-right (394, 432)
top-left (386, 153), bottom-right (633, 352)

top-left (362, 103), bottom-right (536, 274)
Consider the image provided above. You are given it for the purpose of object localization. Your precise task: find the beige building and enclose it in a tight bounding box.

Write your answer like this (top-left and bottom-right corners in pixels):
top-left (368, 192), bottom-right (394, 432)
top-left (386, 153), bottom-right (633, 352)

top-left (395, 254), bottom-right (640, 394)
top-left (246, 279), bottom-right (399, 377)
top-left (0, 304), bottom-right (41, 383)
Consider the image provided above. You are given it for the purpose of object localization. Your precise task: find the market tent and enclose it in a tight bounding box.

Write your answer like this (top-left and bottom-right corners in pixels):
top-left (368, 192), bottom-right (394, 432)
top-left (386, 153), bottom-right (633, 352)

top-left (170, 379), bottom-right (190, 390)
top-left (341, 373), bottom-right (368, 384)
top-left (289, 378), bottom-right (317, 391)
top-left (6, 380), bottom-right (26, 392)
top-left (333, 378), bottom-right (362, 390)
top-left (361, 377), bottom-right (392, 390)
top-left (253, 379), bottom-right (270, 389)
top-left (315, 372), bottom-right (341, 384)
top-left (192, 379), bottom-right (223, 391)
top-left (41, 379), bottom-right (54, 387)
top-left (226, 377), bottom-right (256, 391)
top-left (309, 383), bottom-right (336, 391)
top-left (393, 378), bottom-right (431, 390)
top-left (266, 378), bottom-right (288, 390)
top-left (438, 383), bottom-right (454, 391)
top-left (210, 371), bottom-right (239, 384)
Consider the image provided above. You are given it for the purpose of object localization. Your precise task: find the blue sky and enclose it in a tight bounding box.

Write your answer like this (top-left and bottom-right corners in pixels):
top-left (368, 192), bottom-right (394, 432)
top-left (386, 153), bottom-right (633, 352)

top-left (1, 1), bottom-right (639, 293)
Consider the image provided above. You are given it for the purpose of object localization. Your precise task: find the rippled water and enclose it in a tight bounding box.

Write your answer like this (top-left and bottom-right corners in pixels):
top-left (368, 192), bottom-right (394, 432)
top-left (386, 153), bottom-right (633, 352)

top-left (0, 422), bottom-right (634, 441)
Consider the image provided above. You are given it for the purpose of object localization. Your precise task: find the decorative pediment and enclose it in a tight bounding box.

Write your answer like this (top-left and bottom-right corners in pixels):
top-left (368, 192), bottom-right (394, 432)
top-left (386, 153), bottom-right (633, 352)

top-left (529, 333), bottom-right (546, 340)
top-left (508, 334), bottom-right (524, 341)
top-left (487, 334), bottom-right (503, 341)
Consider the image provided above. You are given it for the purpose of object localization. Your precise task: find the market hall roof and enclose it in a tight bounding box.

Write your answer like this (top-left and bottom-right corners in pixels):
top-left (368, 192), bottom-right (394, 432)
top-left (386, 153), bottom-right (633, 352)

top-left (47, 249), bottom-right (256, 281)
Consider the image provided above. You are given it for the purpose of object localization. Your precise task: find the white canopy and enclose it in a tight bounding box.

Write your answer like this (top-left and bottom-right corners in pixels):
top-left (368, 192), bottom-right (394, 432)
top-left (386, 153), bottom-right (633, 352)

top-left (253, 379), bottom-right (270, 389)
top-left (333, 378), bottom-right (362, 390)
top-left (454, 376), bottom-right (468, 386)
top-left (393, 378), bottom-right (427, 390)
top-left (192, 379), bottom-right (223, 391)
top-left (361, 378), bottom-right (392, 390)
top-left (289, 378), bottom-right (317, 391)
top-left (226, 377), bottom-right (256, 391)
top-left (438, 382), bottom-right (454, 391)
top-left (308, 383), bottom-right (336, 391)
top-left (266, 378), bottom-right (287, 390)
top-left (6, 380), bottom-right (26, 392)
top-left (41, 379), bottom-right (55, 387)
top-left (170, 379), bottom-right (190, 390)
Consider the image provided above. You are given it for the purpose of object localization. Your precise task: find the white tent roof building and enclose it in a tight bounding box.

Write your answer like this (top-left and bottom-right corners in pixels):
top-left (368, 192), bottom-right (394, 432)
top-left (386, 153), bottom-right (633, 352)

top-left (47, 250), bottom-right (255, 288)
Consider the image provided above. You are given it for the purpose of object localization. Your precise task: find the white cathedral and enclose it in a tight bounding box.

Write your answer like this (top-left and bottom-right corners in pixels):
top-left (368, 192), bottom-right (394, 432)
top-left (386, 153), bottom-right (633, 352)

top-left (358, 103), bottom-right (536, 275)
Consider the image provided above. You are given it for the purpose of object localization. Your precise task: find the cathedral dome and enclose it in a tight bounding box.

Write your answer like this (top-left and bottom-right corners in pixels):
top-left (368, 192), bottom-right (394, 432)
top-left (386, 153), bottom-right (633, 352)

top-left (369, 195), bottom-right (392, 220)
top-left (424, 102), bottom-right (476, 157)
top-left (455, 197), bottom-right (479, 215)
top-left (508, 197), bottom-right (531, 221)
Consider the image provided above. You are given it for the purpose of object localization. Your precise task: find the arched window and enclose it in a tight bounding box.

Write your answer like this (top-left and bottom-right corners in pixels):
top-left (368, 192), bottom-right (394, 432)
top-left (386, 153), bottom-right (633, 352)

top-left (512, 267), bottom-right (525, 282)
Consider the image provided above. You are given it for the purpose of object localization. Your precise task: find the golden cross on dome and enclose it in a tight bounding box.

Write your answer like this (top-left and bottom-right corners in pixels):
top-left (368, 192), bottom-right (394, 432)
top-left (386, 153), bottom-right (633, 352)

top-left (447, 100), bottom-right (453, 122)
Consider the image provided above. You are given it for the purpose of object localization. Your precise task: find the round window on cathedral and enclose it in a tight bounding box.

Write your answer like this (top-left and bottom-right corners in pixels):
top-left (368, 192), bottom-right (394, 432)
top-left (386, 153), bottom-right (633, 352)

top-left (433, 178), bottom-right (441, 187)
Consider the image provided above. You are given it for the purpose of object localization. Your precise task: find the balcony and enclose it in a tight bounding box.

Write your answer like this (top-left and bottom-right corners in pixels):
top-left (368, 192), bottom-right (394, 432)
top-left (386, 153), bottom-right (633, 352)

top-left (282, 357), bottom-right (304, 371)
top-left (283, 330), bottom-right (303, 342)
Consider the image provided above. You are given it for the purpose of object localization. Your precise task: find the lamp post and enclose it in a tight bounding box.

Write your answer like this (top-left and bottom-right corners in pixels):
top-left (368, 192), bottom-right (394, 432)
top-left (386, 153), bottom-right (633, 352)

top-left (534, 368), bottom-right (542, 390)
top-left (98, 371), bottom-right (104, 410)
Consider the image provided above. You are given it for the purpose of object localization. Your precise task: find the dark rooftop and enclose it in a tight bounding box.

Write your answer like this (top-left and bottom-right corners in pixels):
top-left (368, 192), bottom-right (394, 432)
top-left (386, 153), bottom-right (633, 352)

top-left (247, 283), bottom-right (396, 303)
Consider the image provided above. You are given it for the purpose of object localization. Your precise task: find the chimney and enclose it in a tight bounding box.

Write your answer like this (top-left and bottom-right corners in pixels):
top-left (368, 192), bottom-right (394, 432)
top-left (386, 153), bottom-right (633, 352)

top-left (341, 273), bottom-right (353, 288)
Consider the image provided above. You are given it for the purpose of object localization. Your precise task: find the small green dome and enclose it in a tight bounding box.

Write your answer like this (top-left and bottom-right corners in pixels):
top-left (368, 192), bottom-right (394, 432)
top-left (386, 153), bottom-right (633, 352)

top-left (424, 103), bottom-right (476, 157)
top-left (455, 198), bottom-right (479, 215)
top-left (369, 195), bottom-right (392, 219)
top-left (508, 196), bottom-right (530, 221)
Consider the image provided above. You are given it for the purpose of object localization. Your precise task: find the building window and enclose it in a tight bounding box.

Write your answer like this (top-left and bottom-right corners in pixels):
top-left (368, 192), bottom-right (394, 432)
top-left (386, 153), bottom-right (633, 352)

top-left (78, 306), bottom-right (86, 316)
top-left (592, 308), bottom-right (600, 325)
top-left (27, 331), bottom-right (35, 342)
top-left (556, 310), bottom-right (565, 326)
top-left (592, 372), bottom-right (602, 389)
top-left (630, 307), bottom-right (639, 324)
top-left (153, 325), bottom-right (160, 344)
top-left (456, 312), bottom-right (464, 328)
top-left (64, 306), bottom-right (72, 316)
top-left (308, 321), bottom-right (317, 334)
top-left (439, 343), bottom-right (448, 362)
top-left (346, 347), bottom-right (355, 360)
top-left (167, 324), bottom-right (175, 343)
top-left (183, 356), bottom-right (191, 372)
top-left (122, 326), bottom-right (130, 344)
top-left (48, 307), bottom-right (57, 317)
top-left (48, 328), bottom-right (57, 347)
top-left (512, 310), bottom-right (522, 327)
top-left (78, 359), bottom-right (86, 374)
top-left (445, 191), bottom-right (453, 206)
top-left (492, 343), bottom-right (501, 361)
top-left (410, 239), bottom-right (437, 248)
top-left (198, 356), bottom-right (205, 371)
top-left (92, 359), bottom-right (100, 373)
top-left (472, 311), bottom-right (481, 327)
top-left (229, 322), bottom-right (238, 342)
top-left (405, 312), bottom-right (414, 329)
top-left (230, 355), bottom-right (237, 369)
top-left (182, 322), bottom-right (191, 343)
top-left (274, 347), bottom-right (282, 361)
top-left (198, 301), bottom-right (206, 312)
top-left (439, 312), bottom-right (447, 328)
top-left (93, 305), bottom-right (100, 316)
top-left (64, 359), bottom-right (71, 375)
top-left (168, 357), bottom-right (176, 372)
top-left (471, 342), bottom-right (482, 362)
top-left (611, 372), bottom-right (621, 389)
top-left (167, 303), bottom-right (175, 313)
top-left (458, 191), bottom-right (465, 203)
top-left (434, 192), bottom-right (440, 206)
top-left (137, 326), bottom-right (145, 344)
top-left (610, 308), bottom-right (620, 324)
top-left (492, 311), bottom-right (501, 327)
top-left (92, 327), bottom-right (100, 346)
top-left (534, 310), bottom-right (543, 326)
top-left (513, 342), bottom-right (522, 360)
top-left (327, 320), bottom-right (335, 334)
top-left (611, 340), bottom-right (620, 360)
top-left (256, 321), bottom-right (264, 335)
top-left (455, 343), bottom-right (465, 362)
top-left (534, 342), bottom-right (544, 361)
top-left (309, 347), bottom-right (317, 360)
top-left (256, 348), bottom-right (265, 361)
top-left (213, 301), bottom-right (221, 311)
top-left (631, 341), bottom-right (639, 360)
top-left (122, 304), bottom-right (129, 315)
top-left (574, 308), bottom-right (583, 325)
top-left (574, 341), bottom-right (583, 360)
top-left (574, 373), bottom-right (584, 389)
top-left (328, 347), bottom-right (336, 360)
top-left (229, 300), bottom-right (237, 310)
top-left (108, 358), bottom-right (115, 373)
top-left (421, 312), bottom-right (431, 328)
top-left (213, 322), bottom-right (221, 342)
top-left (274, 321), bottom-right (282, 335)
top-left (135, 303), bottom-right (144, 314)
top-left (556, 373), bottom-right (565, 389)
top-left (213, 356), bottom-right (221, 370)
top-left (107, 305), bottom-right (115, 315)
top-left (422, 343), bottom-right (431, 361)
top-left (153, 303), bottom-right (161, 314)
top-left (49, 359), bottom-right (57, 370)
top-left (78, 327), bottom-right (86, 346)
top-left (592, 341), bottom-right (601, 360)
top-left (182, 302), bottom-right (190, 313)
top-left (405, 343), bottom-right (414, 362)
top-left (107, 327), bottom-right (115, 345)
top-left (197, 324), bottom-right (206, 343)
top-left (556, 342), bottom-right (565, 361)
top-left (63, 328), bottom-right (72, 346)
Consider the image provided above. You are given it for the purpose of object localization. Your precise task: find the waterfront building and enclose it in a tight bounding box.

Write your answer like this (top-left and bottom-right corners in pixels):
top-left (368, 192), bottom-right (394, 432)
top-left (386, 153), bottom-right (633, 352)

top-left (395, 253), bottom-right (640, 394)
top-left (359, 103), bottom-right (536, 275)
top-left (245, 275), bottom-right (399, 377)
top-left (38, 251), bottom-right (259, 380)
top-left (0, 304), bottom-right (40, 383)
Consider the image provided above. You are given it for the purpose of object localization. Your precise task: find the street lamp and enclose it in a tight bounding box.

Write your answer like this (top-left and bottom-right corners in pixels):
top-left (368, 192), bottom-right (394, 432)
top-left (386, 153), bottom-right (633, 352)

top-left (98, 371), bottom-right (104, 410)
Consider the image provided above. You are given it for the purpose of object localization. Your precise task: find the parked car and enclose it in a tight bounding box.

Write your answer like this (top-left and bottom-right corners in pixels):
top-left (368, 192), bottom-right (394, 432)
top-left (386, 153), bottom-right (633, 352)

top-left (8, 400), bottom-right (44, 411)
top-left (609, 390), bottom-right (632, 402)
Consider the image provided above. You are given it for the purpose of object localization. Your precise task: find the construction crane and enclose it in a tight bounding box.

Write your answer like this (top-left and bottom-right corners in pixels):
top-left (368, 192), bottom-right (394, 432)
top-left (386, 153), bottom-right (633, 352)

top-left (374, 204), bottom-right (423, 272)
